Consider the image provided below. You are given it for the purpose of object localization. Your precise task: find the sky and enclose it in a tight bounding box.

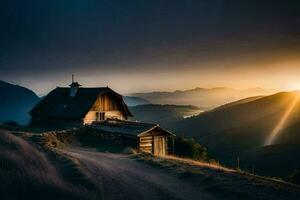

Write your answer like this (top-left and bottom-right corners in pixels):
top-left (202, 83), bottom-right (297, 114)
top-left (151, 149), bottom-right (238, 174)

top-left (1, 0), bottom-right (300, 95)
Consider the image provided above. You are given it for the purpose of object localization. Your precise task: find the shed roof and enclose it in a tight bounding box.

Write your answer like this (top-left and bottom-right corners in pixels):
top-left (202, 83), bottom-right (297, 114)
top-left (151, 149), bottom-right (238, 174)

top-left (30, 87), bottom-right (132, 119)
top-left (90, 120), bottom-right (175, 137)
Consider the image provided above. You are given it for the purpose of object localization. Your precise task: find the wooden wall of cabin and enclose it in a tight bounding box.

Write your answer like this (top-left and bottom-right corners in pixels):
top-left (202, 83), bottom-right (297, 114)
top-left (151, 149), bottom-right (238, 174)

top-left (138, 130), bottom-right (170, 156)
top-left (91, 93), bottom-right (124, 112)
top-left (139, 135), bottom-right (153, 153)
top-left (83, 93), bottom-right (127, 124)
top-left (139, 135), bottom-right (168, 156)
top-left (83, 111), bottom-right (124, 124)
top-left (153, 136), bottom-right (166, 156)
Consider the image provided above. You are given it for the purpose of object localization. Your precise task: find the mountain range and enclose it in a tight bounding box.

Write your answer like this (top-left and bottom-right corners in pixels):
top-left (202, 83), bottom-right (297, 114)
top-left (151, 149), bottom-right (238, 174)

top-left (132, 87), bottom-right (275, 109)
top-left (0, 80), bottom-right (40, 124)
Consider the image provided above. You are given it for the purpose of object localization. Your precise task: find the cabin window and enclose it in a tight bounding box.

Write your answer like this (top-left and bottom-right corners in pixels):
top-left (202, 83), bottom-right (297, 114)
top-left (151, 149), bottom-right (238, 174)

top-left (96, 112), bottom-right (105, 121)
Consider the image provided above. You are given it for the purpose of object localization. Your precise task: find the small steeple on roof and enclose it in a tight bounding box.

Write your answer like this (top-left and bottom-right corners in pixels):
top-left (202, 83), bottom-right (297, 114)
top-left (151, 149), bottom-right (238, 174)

top-left (69, 74), bottom-right (81, 87)
top-left (69, 82), bottom-right (82, 87)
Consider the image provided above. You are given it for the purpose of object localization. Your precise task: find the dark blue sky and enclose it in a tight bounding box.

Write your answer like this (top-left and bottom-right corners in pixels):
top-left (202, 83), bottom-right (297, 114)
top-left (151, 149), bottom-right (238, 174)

top-left (1, 0), bottom-right (300, 94)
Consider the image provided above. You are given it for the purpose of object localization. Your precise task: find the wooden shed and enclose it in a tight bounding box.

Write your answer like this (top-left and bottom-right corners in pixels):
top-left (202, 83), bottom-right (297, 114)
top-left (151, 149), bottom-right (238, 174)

top-left (91, 120), bottom-right (175, 156)
top-left (138, 125), bottom-right (175, 156)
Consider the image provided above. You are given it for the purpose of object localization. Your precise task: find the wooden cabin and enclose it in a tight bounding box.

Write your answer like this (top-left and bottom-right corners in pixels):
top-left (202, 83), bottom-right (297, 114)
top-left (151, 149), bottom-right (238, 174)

top-left (30, 81), bottom-right (132, 126)
top-left (91, 120), bottom-right (175, 156)
top-left (30, 79), bottom-right (176, 156)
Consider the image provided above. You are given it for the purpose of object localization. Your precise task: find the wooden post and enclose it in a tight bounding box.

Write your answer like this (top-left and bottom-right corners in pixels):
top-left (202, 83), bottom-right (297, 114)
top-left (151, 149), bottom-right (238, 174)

top-left (137, 137), bottom-right (139, 153)
top-left (237, 157), bottom-right (240, 170)
top-left (172, 136), bottom-right (175, 155)
top-left (152, 136), bottom-right (154, 154)
top-left (165, 136), bottom-right (168, 156)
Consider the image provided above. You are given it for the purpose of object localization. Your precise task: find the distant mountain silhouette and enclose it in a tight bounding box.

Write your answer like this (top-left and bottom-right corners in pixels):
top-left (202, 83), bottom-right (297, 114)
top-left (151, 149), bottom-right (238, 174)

top-left (129, 104), bottom-right (201, 127)
top-left (123, 96), bottom-right (151, 106)
top-left (171, 91), bottom-right (300, 178)
top-left (0, 80), bottom-right (40, 124)
top-left (132, 87), bottom-right (274, 109)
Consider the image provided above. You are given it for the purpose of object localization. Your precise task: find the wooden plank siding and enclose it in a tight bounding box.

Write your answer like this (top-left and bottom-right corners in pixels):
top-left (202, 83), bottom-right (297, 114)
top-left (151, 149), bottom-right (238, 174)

top-left (84, 93), bottom-right (127, 124)
top-left (139, 136), bottom-right (153, 153)
top-left (139, 134), bottom-right (169, 156)
top-left (91, 93), bottom-right (122, 111)
top-left (153, 136), bottom-right (166, 156)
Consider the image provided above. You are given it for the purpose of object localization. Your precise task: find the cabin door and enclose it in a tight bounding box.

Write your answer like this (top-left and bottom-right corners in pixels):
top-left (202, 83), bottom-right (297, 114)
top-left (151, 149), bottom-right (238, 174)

top-left (153, 136), bottom-right (166, 156)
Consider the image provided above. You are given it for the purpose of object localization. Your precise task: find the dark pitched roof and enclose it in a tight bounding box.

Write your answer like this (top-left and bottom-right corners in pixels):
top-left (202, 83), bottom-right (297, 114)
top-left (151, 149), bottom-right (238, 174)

top-left (91, 120), bottom-right (175, 136)
top-left (30, 87), bottom-right (132, 119)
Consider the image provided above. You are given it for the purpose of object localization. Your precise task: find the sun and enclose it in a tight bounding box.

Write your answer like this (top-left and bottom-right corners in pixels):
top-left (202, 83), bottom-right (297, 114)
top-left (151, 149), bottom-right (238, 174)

top-left (287, 83), bottom-right (300, 91)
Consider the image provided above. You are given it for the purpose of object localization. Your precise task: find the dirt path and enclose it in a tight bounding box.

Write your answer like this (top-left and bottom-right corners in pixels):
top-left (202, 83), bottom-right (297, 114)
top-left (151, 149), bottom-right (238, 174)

top-left (62, 147), bottom-right (215, 200)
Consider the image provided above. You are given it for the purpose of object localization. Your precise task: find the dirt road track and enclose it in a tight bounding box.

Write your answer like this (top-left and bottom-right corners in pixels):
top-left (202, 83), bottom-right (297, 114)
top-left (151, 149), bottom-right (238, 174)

top-left (62, 148), bottom-right (215, 200)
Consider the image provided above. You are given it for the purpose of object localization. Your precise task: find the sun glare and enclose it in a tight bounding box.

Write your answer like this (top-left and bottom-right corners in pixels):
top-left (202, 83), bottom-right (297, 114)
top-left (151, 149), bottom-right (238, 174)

top-left (264, 93), bottom-right (300, 146)
top-left (287, 82), bottom-right (300, 91)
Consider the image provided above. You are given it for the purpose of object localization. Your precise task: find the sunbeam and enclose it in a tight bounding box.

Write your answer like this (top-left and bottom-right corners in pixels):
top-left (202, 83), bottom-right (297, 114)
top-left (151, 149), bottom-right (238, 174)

top-left (264, 93), bottom-right (300, 146)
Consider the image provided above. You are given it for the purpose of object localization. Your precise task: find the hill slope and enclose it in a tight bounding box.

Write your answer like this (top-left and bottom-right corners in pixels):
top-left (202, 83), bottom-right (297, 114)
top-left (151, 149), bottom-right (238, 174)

top-left (129, 104), bottom-right (202, 126)
top-left (171, 91), bottom-right (300, 178)
top-left (3, 128), bottom-right (299, 200)
top-left (0, 80), bottom-right (40, 124)
top-left (173, 91), bottom-right (300, 139)
top-left (0, 130), bottom-right (85, 200)
top-left (123, 96), bottom-right (151, 106)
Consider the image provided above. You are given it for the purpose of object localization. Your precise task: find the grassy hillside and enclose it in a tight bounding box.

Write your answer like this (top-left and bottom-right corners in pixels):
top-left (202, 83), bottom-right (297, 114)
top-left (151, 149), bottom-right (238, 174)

top-left (133, 153), bottom-right (300, 200)
top-left (213, 95), bottom-right (265, 111)
top-left (0, 130), bottom-right (88, 200)
top-left (173, 91), bottom-right (299, 136)
top-left (171, 91), bottom-right (300, 178)
top-left (0, 80), bottom-right (40, 125)
top-left (1, 127), bottom-right (300, 199)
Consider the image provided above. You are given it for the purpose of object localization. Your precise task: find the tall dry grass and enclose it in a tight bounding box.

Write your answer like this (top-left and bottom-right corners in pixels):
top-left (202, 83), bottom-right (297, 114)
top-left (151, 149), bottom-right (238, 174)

top-left (0, 130), bottom-right (88, 200)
